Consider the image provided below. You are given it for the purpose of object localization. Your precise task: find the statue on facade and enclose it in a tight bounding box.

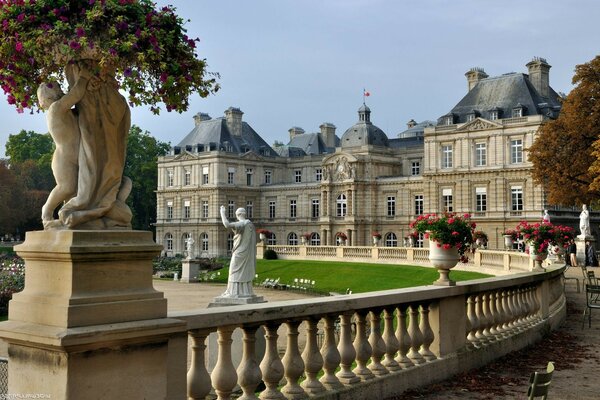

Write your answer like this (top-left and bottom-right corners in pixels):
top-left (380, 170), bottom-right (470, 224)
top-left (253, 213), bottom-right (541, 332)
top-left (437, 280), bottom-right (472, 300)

top-left (579, 204), bottom-right (591, 238)
top-left (542, 210), bottom-right (551, 223)
top-left (218, 206), bottom-right (257, 298)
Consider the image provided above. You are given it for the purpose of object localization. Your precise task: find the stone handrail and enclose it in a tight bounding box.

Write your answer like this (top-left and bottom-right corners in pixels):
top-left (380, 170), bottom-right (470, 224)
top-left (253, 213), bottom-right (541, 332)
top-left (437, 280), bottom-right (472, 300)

top-left (263, 244), bottom-right (533, 275)
top-left (171, 266), bottom-right (566, 399)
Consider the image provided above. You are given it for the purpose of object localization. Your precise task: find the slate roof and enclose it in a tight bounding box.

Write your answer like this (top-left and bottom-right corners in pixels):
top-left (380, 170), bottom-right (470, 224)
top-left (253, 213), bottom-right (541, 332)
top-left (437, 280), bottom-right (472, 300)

top-left (341, 105), bottom-right (389, 148)
top-left (441, 73), bottom-right (562, 124)
top-left (175, 117), bottom-right (278, 157)
top-left (397, 120), bottom-right (435, 138)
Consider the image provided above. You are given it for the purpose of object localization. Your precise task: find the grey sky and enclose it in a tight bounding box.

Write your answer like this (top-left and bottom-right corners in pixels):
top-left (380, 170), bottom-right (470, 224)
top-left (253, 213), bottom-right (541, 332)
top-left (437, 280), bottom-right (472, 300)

top-left (0, 0), bottom-right (598, 157)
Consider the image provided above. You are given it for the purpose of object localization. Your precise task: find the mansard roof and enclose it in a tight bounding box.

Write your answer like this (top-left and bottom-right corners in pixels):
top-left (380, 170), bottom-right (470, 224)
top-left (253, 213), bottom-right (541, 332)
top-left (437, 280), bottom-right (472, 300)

top-left (341, 104), bottom-right (389, 148)
top-left (175, 117), bottom-right (278, 157)
top-left (287, 132), bottom-right (338, 155)
top-left (442, 73), bottom-right (562, 124)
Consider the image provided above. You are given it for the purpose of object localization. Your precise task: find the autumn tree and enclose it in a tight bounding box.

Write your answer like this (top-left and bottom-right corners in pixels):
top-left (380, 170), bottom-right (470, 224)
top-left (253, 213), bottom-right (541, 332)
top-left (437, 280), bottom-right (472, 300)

top-left (529, 55), bottom-right (600, 205)
top-left (124, 125), bottom-right (170, 231)
top-left (0, 160), bottom-right (24, 235)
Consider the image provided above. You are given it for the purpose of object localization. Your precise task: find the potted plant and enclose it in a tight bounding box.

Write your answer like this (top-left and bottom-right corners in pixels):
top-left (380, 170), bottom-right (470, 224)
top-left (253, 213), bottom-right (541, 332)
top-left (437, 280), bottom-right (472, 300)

top-left (502, 229), bottom-right (519, 249)
top-left (256, 229), bottom-right (271, 242)
top-left (372, 231), bottom-right (382, 246)
top-left (515, 221), bottom-right (556, 269)
top-left (335, 232), bottom-right (348, 246)
top-left (410, 212), bottom-right (475, 285)
top-left (301, 232), bottom-right (312, 245)
top-left (473, 231), bottom-right (488, 247)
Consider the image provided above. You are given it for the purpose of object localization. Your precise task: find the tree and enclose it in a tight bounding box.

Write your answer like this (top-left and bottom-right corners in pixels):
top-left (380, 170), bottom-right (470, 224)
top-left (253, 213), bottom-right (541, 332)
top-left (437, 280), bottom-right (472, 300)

top-left (5, 130), bottom-right (54, 165)
top-left (529, 55), bottom-right (600, 205)
top-left (0, 160), bottom-right (24, 235)
top-left (124, 125), bottom-right (170, 231)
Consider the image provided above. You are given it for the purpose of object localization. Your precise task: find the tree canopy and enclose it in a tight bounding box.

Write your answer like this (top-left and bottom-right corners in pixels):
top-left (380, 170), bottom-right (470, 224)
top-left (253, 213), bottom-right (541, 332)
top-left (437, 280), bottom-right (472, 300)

top-left (0, 0), bottom-right (219, 113)
top-left (529, 55), bottom-right (600, 206)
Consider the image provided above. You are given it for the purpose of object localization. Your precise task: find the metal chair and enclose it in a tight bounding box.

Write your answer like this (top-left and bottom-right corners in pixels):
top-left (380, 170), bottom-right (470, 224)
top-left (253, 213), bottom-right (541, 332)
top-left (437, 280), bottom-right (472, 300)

top-left (583, 284), bottom-right (600, 328)
top-left (562, 264), bottom-right (580, 293)
top-left (527, 361), bottom-right (554, 400)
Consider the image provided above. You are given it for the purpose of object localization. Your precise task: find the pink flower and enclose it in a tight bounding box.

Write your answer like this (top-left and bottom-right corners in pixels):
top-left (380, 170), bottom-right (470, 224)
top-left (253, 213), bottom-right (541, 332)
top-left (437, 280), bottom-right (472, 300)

top-left (448, 218), bottom-right (455, 224)
top-left (442, 243), bottom-right (451, 250)
top-left (15, 42), bottom-right (23, 52)
top-left (451, 231), bottom-right (459, 236)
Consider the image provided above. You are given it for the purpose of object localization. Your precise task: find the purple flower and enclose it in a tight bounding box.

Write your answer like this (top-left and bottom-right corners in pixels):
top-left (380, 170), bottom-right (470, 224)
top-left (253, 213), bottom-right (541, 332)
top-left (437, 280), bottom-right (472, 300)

top-left (124, 68), bottom-right (132, 77)
top-left (109, 48), bottom-right (117, 56)
top-left (15, 42), bottom-right (23, 52)
top-left (17, 13), bottom-right (25, 22)
top-left (76, 27), bottom-right (85, 37)
top-left (69, 41), bottom-right (81, 50)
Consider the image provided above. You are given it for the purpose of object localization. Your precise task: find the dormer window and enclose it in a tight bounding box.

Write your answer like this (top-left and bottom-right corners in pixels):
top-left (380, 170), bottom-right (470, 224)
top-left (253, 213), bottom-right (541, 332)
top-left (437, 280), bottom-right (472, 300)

top-left (466, 109), bottom-right (479, 122)
top-left (512, 103), bottom-right (525, 118)
top-left (444, 115), bottom-right (454, 125)
top-left (488, 108), bottom-right (500, 121)
top-left (223, 141), bottom-right (233, 152)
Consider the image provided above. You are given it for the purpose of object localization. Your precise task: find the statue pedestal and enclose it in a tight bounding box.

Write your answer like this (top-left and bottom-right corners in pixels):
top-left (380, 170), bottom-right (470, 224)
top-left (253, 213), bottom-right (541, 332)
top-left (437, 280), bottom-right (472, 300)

top-left (576, 236), bottom-right (596, 266)
top-left (208, 294), bottom-right (266, 307)
top-left (0, 230), bottom-right (187, 399)
top-left (181, 259), bottom-right (201, 283)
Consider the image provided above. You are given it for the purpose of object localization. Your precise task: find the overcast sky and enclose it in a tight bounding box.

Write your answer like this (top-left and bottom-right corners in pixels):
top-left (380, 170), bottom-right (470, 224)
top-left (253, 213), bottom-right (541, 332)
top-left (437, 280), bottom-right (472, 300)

top-left (1, 0), bottom-right (599, 157)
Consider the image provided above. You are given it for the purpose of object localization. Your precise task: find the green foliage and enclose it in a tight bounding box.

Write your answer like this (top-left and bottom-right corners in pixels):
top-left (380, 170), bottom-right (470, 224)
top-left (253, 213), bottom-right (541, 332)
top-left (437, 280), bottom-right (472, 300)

top-left (0, 0), bottom-right (219, 114)
top-left (212, 259), bottom-right (490, 294)
top-left (152, 255), bottom-right (183, 276)
top-left (124, 125), bottom-right (169, 230)
top-left (263, 249), bottom-right (278, 260)
top-left (6, 130), bottom-right (54, 164)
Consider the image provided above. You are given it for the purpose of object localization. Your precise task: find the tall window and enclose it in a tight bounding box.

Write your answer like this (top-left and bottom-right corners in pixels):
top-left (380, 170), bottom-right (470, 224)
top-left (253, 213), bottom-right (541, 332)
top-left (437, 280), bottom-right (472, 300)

top-left (183, 200), bottom-right (191, 219)
top-left (246, 201), bottom-right (253, 219)
top-left (267, 233), bottom-right (277, 245)
top-left (510, 139), bottom-right (523, 164)
top-left (475, 143), bottom-right (486, 167)
top-left (246, 168), bottom-right (253, 186)
top-left (511, 186), bottom-right (523, 211)
top-left (336, 194), bottom-right (347, 217)
top-left (310, 232), bottom-right (321, 246)
top-left (414, 195), bottom-right (424, 215)
top-left (228, 200), bottom-right (235, 219)
top-left (288, 232), bottom-right (298, 245)
top-left (269, 200), bottom-right (276, 219)
top-left (202, 200), bottom-right (209, 218)
top-left (311, 199), bottom-right (320, 218)
top-left (315, 168), bottom-right (322, 182)
top-left (184, 169), bottom-right (191, 186)
top-left (294, 169), bottom-right (302, 183)
top-left (167, 170), bottom-right (174, 187)
top-left (385, 232), bottom-right (397, 247)
top-left (202, 166), bottom-right (209, 184)
top-left (227, 167), bottom-right (235, 184)
top-left (165, 233), bottom-right (173, 251)
top-left (442, 189), bottom-right (453, 212)
top-left (227, 233), bottom-right (234, 252)
top-left (411, 161), bottom-right (420, 176)
top-left (200, 233), bottom-right (209, 251)
top-left (441, 145), bottom-right (453, 169)
top-left (264, 170), bottom-right (272, 184)
top-left (475, 187), bottom-right (487, 212)
top-left (289, 199), bottom-right (297, 218)
top-left (166, 200), bottom-right (173, 219)
top-left (387, 196), bottom-right (396, 217)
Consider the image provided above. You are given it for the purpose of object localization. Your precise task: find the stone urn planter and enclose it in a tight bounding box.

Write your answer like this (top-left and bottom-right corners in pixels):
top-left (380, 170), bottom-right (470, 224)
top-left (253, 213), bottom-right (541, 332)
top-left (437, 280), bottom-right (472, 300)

top-left (259, 233), bottom-right (266, 242)
top-left (503, 235), bottom-right (514, 250)
top-left (529, 247), bottom-right (548, 270)
top-left (372, 236), bottom-right (380, 246)
top-left (429, 240), bottom-right (460, 286)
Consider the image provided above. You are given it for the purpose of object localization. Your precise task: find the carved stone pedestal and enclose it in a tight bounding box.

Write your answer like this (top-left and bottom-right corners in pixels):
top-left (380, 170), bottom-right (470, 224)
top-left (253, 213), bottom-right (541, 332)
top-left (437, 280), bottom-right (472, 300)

top-left (181, 259), bottom-right (201, 283)
top-left (0, 230), bottom-right (187, 399)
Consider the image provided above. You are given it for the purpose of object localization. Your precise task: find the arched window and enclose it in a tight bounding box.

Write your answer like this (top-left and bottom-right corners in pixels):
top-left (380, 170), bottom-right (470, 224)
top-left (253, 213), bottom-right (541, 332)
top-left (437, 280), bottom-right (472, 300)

top-left (227, 233), bottom-right (234, 252)
top-left (288, 232), bottom-right (298, 245)
top-left (200, 233), bottom-right (209, 251)
top-left (165, 233), bottom-right (173, 251)
top-left (267, 233), bottom-right (277, 245)
top-left (385, 232), bottom-right (398, 247)
top-left (310, 232), bottom-right (321, 246)
top-left (336, 194), bottom-right (347, 217)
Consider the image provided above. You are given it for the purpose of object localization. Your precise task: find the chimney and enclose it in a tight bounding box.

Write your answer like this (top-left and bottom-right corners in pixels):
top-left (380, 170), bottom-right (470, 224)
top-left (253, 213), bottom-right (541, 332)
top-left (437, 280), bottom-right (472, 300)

top-left (526, 57), bottom-right (551, 98)
top-left (319, 122), bottom-right (336, 148)
top-left (224, 107), bottom-right (243, 136)
top-left (193, 112), bottom-right (211, 126)
top-left (407, 119), bottom-right (417, 129)
top-left (288, 126), bottom-right (305, 141)
top-left (465, 67), bottom-right (488, 91)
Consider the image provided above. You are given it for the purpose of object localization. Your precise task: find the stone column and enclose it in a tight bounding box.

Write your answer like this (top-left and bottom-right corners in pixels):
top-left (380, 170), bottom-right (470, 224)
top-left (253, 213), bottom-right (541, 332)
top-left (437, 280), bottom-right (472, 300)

top-left (0, 230), bottom-right (187, 399)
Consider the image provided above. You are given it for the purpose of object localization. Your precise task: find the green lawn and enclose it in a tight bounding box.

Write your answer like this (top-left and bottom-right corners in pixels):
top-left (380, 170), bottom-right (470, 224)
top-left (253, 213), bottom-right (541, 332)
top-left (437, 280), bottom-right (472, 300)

top-left (213, 259), bottom-right (490, 294)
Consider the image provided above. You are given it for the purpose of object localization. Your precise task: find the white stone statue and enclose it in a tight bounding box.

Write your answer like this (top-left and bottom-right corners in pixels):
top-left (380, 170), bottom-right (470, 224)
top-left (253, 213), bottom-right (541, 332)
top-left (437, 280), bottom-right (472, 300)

top-left (579, 204), bottom-right (591, 238)
top-left (219, 205), bottom-right (257, 298)
top-left (185, 236), bottom-right (195, 260)
top-left (542, 210), bottom-right (551, 223)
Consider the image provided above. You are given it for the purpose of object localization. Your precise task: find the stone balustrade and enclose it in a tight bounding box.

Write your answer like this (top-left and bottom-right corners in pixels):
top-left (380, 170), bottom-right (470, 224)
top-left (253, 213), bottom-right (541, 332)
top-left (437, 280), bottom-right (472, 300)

top-left (262, 244), bottom-right (534, 275)
top-left (172, 266), bottom-right (565, 399)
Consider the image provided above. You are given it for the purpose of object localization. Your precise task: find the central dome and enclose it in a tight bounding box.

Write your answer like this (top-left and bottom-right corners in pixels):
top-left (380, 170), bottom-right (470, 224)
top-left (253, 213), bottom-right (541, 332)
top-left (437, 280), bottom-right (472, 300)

top-left (341, 104), bottom-right (389, 148)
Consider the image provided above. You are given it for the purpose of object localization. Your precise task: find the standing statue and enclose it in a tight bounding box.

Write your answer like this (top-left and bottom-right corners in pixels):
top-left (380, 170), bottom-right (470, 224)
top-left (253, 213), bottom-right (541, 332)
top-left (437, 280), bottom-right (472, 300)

top-left (579, 204), bottom-right (591, 238)
top-left (219, 206), bottom-right (257, 298)
top-left (542, 210), bottom-right (551, 223)
top-left (185, 236), bottom-right (195, 260)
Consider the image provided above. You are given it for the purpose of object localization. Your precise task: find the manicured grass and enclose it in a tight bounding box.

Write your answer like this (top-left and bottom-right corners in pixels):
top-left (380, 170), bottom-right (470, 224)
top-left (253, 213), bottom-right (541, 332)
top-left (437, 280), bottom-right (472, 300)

top-left (213, 259), bottom-right (490, 294)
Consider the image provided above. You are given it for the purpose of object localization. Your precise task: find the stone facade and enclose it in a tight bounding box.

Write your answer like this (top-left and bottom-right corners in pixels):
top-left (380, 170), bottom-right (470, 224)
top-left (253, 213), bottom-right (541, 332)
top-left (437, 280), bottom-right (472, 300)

top-left (155, 58), bottom-right (589, 258)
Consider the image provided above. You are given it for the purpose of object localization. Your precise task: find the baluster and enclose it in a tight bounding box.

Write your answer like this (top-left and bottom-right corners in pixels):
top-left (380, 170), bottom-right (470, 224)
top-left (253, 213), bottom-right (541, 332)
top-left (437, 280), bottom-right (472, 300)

top-left (466, 295), bottom-right (479, 348)
top-left (505, 289), bottom-right (517, 333)
top-left (301, 317), bottom-right (326, 395)
top-left (514, 288), bottom-right (526, 332)
top-left (335, 312), bottom-right (360, 384)
top-left (368, 309), bottom-right (389, 375)
top-left (188, 329), bottom-right (212, 400)
top-left (395, 304), bottom-right (413, 368)
top-left (528, 286), bottom-right (539, 325)
top-left (281, 320), bottom-right (307, 399)
top-left (260, 322), bottom-right (285, 400)
top-left (494, 290), bottom-right (507, 339)
top-left (501, 290), bottom-right (514, 335)
top-left (487, 292), bottom-right (500, 340)
top-left (382, 308), bottom-right (400, 372)
top-left (510, 289), bottom-right (523, 332)
top-left (481, 293), bottom-right (494, 342)
top-left (320, 315), bottom-right (343, 389)
top-left (474, 294), bottom-right (488, 345)
top-left (519, 287), bottom-right (530, 328)
top-left (406, 304), bottom-right (425, 365)
top-left (353, 310), bottom-right (375, 380)
top-left (530, 285), bottom-right (541, 324)
top-left (211, 326), bottom-right (238, 400)
top-left (419, 302), bottom-right (436, 361)
top-left (237, 325), bottom-right (262, 400)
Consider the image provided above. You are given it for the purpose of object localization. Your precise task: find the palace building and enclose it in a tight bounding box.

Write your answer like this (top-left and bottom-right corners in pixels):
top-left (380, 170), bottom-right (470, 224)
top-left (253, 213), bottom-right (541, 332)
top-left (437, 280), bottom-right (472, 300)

top-left (155, 57), bottom-right (570, 257)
